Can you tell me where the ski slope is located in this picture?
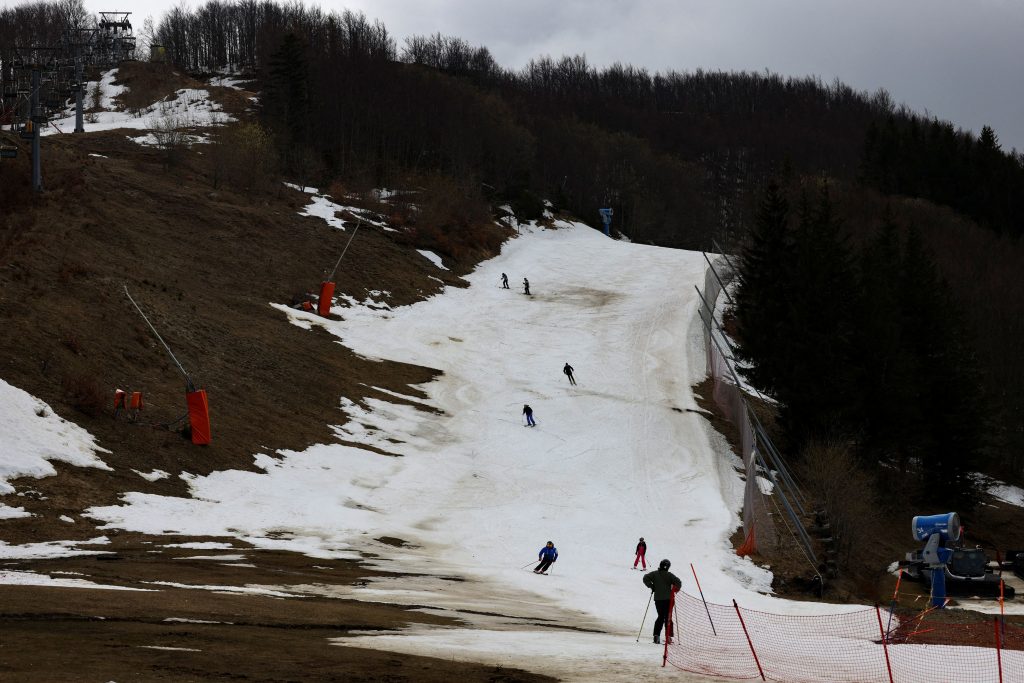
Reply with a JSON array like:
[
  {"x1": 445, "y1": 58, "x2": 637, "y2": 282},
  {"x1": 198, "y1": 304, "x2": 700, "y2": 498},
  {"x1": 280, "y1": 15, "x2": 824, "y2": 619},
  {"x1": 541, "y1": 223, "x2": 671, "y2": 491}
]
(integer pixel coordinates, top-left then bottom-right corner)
[{"x1": 85, "y1": 221, "x2": 861, "y2": 679}]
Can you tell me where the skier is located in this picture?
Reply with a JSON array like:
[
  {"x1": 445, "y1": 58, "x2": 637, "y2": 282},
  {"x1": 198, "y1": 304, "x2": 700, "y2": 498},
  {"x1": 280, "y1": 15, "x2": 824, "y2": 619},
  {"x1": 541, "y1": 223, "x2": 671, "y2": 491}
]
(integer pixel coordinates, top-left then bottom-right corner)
[
  {"x1": 523, "y1": 404, "x2": 536, "y2": 427},
  {"x1": 643, "y1": 559, "x2": 682, "y2": 644},
  {"x1": 523, "y1": 278, "x2": 530, "y2": 295},
  {"x1": 633, "y1": 537, "x2": 647, "y2": 570},
  {"x1": 563, "y1": 362, "x2": 576, "y2": 386},
  {"x1": 501, "y1": 273, "x2": 509, "y2": 289},
  {"x1": 534, "y1": 541, "x2": 558, "y2": 573}
]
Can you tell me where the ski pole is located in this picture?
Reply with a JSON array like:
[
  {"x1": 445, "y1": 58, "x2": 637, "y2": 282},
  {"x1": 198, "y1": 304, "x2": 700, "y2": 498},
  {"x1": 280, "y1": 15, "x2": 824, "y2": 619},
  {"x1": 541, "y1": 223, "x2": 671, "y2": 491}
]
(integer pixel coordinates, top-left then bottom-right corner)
[
  {"x1": 691, "y1": 563, "x2": 717, "y2": 636},
  {"x1": 636, "y1": 591, "x2": 653, "y2": 642},
  {"x1": 521, "y1": 560, "x2": 537, "y2": 569}
]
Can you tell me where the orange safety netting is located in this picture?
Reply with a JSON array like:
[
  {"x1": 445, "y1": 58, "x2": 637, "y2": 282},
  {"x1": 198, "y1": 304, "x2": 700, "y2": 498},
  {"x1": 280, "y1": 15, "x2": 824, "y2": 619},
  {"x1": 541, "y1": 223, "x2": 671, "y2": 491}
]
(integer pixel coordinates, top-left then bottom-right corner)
[{"x1": 664, "y1": 590, "x2": 1024, "y2": 682}]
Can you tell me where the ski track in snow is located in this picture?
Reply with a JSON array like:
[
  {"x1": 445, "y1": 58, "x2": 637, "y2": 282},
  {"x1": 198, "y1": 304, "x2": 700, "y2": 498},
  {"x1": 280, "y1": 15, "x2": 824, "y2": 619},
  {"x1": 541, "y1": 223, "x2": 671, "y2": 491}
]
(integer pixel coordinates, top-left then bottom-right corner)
[{"x1": 10, "y1": 221, "x2": 865, "y2": 678}]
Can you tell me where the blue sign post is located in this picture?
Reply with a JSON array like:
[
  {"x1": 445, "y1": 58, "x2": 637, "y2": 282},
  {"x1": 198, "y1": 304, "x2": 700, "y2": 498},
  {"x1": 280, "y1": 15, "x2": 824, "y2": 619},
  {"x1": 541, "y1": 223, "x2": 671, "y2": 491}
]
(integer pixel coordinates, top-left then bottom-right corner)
[{"x1": 598, "y1": 208, "x2": 614, "y2": 237}]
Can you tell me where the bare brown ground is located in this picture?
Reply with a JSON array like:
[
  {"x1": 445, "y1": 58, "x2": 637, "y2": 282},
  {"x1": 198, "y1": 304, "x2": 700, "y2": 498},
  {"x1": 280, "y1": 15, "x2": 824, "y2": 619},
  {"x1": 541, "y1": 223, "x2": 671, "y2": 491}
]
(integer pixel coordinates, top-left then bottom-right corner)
[{"x1": 0, "y1": 75, "x2": 542, "y2": 681}]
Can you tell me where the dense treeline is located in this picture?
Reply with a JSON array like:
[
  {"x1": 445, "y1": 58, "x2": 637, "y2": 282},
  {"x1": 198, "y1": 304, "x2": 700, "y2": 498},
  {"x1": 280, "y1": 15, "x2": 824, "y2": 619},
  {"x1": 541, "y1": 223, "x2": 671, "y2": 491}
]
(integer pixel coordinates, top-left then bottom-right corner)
[
  {"x1": 734, "y1": 182, "x2": 985, "y2": 502},
  {"x1": 0, "y1": 0, "x2": 89, "y2": 100},
  {"x1": 864, "y1": 119, "x2": 1024, "y2": 238}
]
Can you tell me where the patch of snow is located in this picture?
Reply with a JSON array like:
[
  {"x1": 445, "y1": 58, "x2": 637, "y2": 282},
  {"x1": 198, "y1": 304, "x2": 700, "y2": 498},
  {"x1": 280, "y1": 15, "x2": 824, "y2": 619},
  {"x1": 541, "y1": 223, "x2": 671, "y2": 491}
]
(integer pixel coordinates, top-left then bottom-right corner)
[
  {"x1": 164, "y1": 542, "x2": 236, "y2": 550},
  {"x1": 175, "y1": 554, "x2": 247, "y2": 561},
  {"x1": 208, "y1": 75, "x2": 248, "y2": 90},
  {"x1": 43, "y1": 74, "x2": 234, "y2": 138},
  {"x1": 88, "y1": 153, "x2": 108, "y2": 158},
  {"x1": 0, "y1": 504, "x2": 31, "y2": 519},
  {"x1": 164, "y1": 617, "x2": 228, "y2": 624},
  {"x1": 138, "y1": 645, "x2": 202, "y2": 652},
  {"x1": 0, "y1": 569, "x2": 153, "y2": 591},
  {"x1": 133, "y1": 469, "x2": 170, "y2": 482},
  {"x1": 0, "y1": 379, "x2": 111, "y2": 495},
  {"x1": 283, "y1": 181, "x2": 318, "y2": 194},
  {"x1": 299, "y1": 194, "x2": 350, "y2": 230},
  {"x1": 416, "y1": 250, "x2": 448, "y2": 271},
  {"x1": 142, "y1": 581, "x2": 297, "y2": 598},
  {"x1": 59, "y1": 515, "x2": 75, "y2": 523},
  {"x1": 973, "y1": 473, "x2": 1024, "y2": 507}
]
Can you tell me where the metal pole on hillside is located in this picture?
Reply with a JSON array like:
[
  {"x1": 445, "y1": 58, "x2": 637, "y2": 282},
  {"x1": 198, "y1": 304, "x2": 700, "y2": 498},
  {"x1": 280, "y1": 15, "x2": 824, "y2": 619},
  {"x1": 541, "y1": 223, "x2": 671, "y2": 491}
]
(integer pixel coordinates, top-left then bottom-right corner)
[
  {"x1": 74, "y1": 44, "x2": 84, "y2": 133},
  {"x1": 124, "y1": 285, "x2": 194, "y2": 390},
  {"x1": 30, "y1": 68, "x2": 42, "y2": 192},
  {"x1": 328, "y1": 220, "x2": 361, "y2": 280}
]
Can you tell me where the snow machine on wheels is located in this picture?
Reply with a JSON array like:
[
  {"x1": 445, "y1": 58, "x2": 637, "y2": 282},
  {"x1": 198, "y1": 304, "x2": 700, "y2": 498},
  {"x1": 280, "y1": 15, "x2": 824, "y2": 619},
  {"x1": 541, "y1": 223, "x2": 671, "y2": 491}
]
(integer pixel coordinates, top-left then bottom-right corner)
[
  {"x1": 900, "y1": 512, "x2": 1015, "y2": 602},
  {"x1": 1004, "y1": 549, "x2": 1024, "y2": 581}
]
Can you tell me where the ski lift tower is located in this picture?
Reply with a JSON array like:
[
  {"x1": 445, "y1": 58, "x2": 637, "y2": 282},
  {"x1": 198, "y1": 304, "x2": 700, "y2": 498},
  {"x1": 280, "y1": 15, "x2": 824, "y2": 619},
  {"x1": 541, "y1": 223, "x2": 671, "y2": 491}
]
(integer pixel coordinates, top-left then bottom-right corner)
[{"x1": 97, "y1": 13, "x2": 135, "y2": 65}]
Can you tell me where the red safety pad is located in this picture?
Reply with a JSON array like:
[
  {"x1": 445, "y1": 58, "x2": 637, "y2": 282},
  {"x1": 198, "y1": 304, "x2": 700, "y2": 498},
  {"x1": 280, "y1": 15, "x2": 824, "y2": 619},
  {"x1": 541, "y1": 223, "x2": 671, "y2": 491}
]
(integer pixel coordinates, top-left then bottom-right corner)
[
  {"x1": 130, "y1": 391, "x2": 144, "y2": 410},
  {"x1": 318, "y1": 281, "x2": 335, "y2": 317},
  {"x1": 186, "y1": 389, "x2": 211, "y2": 445}
]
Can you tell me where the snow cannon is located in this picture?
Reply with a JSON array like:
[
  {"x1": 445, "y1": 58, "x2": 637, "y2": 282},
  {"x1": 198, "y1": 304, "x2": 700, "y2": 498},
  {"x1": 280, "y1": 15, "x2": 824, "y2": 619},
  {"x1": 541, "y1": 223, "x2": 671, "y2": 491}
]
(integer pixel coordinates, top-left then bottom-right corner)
[
  {"x1": 912, "y1": 512, "x2": 960, "y2": 607},
  {"x1": 912, "y1": 512, "x2": 961, "y2": 543},
  {"x1": 317, "y1": 281, "x2": 335, "y2": 317}
]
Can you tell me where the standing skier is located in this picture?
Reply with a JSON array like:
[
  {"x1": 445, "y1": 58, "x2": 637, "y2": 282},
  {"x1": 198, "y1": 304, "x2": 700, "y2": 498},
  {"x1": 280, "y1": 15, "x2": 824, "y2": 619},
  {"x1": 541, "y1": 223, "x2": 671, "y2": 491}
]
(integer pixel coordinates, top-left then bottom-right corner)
[
  {"x1": 634, "y1": 537, "x2": 647, "y2": 570},
  {"x1": 534, "y1": 541, "x2": 558, "y2": 573},
  {"x1": 523, "y1": 278, "x2": 531, "y2": 295},
  {"x1": 563, "y1": 362, "x2": 576, "y2": 385},
  {"x1": 523, "y1": 404, "x2": 536, "y2": 427},
  {"x1": 643, "y1": 559, "x2": 682, "y2": 644},
  {"x1": 501, "y1": 273, "x2": 509, "y2": 289}
]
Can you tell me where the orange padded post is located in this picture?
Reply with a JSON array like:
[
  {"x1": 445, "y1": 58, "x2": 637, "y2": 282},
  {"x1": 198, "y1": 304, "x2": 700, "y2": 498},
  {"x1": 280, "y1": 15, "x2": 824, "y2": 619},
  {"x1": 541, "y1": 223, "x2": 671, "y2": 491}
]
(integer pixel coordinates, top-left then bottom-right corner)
[
  {"x1": 317, "y1": 281, "x2": 335, "y2": 317},
  {"x1": 186, "y1": 389, "x2": 211, "y2": 445},
  {"x1": 114, "y1": 389, "x2": 126, "y2": 410},
  {"x1": 129, "y1": 391, "x2": 144, "y2": 410}
]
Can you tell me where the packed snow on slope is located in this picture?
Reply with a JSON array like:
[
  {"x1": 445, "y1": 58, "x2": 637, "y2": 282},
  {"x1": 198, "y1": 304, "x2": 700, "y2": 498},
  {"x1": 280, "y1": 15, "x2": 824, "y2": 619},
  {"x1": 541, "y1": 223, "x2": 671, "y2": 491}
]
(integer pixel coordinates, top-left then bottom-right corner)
[
  {"x1": 285, "y1": 183, "x2": 393, "y2": 232},
  {"x1": 88, "y1": 221, "x2": 878, "y2": 678},
  {"x1": 0, "y1": 379, "x2": 111, "y2": 495}
]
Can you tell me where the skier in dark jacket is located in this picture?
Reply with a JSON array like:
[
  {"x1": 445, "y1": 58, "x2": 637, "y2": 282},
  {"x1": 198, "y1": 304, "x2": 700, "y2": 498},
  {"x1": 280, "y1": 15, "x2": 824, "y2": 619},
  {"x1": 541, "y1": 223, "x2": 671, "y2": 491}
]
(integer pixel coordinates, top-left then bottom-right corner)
[
  {"x1": 634, "y1": 537, "x2": 647, "y2": 570},
  {"x1": 523, "y1": 278, "x2": 530, "y2": 295},
  {"x1": 523, "y1": 404, "x2": 536, "y2": 427},
  {"x1": 501, "y1": 273, "x2": 509, "y2": 289},
  {"x1": 534, "y1": 541, "x2": 558, "y2": 573},
  {"x1": 643, "y1": 559, "x2": 682, "y2": 644},
  {"x1": 563, "y1": 362, "x2": 576, "y2": 385}
]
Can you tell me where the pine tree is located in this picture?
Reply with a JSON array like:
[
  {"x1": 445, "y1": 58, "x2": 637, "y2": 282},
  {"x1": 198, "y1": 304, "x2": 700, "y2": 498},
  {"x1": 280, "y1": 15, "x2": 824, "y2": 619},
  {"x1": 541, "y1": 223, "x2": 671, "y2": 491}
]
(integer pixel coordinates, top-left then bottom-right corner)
[
  {"x1": 779, "y1": 185, "x2": 862, "y2": 446},
  {"x1": 734, "y1": 181, "x2": 794, "y2": 397},
  {"x1": 900, "y1": 228, "x2": 983, "y2": 503}
]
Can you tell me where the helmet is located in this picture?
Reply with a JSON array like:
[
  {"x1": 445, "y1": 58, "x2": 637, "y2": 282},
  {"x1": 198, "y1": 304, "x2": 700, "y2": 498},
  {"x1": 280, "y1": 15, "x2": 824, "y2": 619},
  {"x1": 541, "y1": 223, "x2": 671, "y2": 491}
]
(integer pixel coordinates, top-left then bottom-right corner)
[
  {"x1": 546, "y1": 541, "x2": 554, "y2": 545},
  {"x1": 659, "y1": 559, "x2": 671, "y2": 570}
]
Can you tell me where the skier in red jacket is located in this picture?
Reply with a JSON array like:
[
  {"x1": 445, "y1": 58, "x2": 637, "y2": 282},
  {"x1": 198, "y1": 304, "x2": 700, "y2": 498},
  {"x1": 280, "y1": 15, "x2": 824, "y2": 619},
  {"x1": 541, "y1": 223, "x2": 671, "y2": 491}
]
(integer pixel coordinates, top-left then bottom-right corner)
[{"x1": 634, "y1": 537, "x2": 647, "y2": 569}]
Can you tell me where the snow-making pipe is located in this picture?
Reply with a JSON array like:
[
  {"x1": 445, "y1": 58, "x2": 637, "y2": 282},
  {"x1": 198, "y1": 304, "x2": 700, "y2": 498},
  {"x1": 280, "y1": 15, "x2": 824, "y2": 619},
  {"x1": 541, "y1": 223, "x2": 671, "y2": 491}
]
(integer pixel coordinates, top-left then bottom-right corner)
[{"x1": 124, "y1": 285, "x2": 194, "y2": 390}]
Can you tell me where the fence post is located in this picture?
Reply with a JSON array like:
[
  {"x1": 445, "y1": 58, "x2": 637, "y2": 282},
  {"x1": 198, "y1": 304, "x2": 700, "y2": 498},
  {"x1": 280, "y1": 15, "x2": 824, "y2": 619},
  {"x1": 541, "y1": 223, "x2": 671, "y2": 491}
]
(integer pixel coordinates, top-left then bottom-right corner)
[
  {"x1": 732, "y1": 599, "x2": 765, "y2": 681},
  {"x1": 875, "y1": 605, "x2": 895, "y2": 683},
  {"x1": 995, "y1": 616, "x2": 1004, "y2": 683}
]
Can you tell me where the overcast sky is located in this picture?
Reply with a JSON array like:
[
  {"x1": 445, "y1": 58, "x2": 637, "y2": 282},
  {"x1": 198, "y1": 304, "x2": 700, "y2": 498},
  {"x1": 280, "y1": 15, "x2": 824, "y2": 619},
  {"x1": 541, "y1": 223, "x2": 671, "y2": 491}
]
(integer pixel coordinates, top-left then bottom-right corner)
[{"x1": 60, "y1": 0, "x2": 1023, "y2": 152}]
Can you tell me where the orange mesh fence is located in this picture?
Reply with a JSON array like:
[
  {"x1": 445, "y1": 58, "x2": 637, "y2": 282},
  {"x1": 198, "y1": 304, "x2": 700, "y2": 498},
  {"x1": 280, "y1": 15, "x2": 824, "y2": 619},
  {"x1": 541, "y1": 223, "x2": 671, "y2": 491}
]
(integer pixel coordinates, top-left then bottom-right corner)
[{"x1": 665, "y1": 590, "x2": 1024, "y2": 682}]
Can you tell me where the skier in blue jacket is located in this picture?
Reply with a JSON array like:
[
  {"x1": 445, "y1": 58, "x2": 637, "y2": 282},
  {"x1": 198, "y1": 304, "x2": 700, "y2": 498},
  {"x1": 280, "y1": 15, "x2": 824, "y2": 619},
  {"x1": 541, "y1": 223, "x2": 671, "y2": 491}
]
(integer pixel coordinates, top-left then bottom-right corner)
[{"x1": 534, "y1": 541, "x2": 558, "y2": 573}]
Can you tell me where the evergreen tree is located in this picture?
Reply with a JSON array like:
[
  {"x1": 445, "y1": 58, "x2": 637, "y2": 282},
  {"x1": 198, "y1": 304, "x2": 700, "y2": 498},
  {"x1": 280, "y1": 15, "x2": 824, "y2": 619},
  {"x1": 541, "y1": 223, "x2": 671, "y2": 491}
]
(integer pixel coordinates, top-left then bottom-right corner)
[
  {"x1": 900, "y1": 228, "x2": 982, "y2": 503},
  {"x1": 778, "y1": 185, "x2": 863, "y2": 447},
  {"x1": 854, "y1": 219, "x2": 920, "y2": 466},
  {"x1": 734, "y1": 181, "x2": 794, "y2": 397}
]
